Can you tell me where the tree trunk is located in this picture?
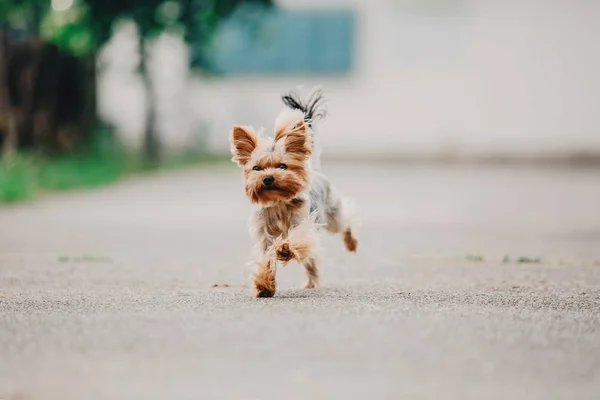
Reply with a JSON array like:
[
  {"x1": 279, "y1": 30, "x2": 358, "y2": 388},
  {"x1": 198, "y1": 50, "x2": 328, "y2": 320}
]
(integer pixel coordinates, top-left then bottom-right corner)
[
  {"x1": 4, "y1": 40, "x2": 94, "y2": 155},
  {"x1": 29, "y1": 3, "x2": 42, "y2": 37},
  {"x1": 0, "y1": 26, "x2": 16, "y2": 156},
  {"x1": 80, "y1": 53, "x2": 97, "y2": 146},
  {"x1": 137, "y1": 35, "x2": 159, "y2": 168}
]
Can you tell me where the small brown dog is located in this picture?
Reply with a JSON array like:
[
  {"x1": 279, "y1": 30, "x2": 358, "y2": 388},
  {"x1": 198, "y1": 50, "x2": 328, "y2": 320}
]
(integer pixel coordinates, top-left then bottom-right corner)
[{"x1": 230, "y1": 89, "x2": 358, "y2": 297}]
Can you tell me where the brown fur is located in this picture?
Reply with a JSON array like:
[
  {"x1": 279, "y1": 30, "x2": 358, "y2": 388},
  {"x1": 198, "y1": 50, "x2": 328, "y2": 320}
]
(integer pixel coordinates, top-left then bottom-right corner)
[
  {"x1": 274, "y1": 115, "x2": 307, "y2": 140},
  {"x1": 238, "y1": 134, "x2": 310, "y2": 207},
  {"x1": 272, "y1": 220, "x2": 316, "y2": 264},
  {"x1": 230, "y1": 103, "x2": 358, "y2": 298},
  {"x1": 253, "y1": 201, "x2": 306, "y2": 251},
  {"x1": 343, "y1": 229, "x2": 358, "y2": 252},
  {"x1": 230, "y1": 126, "x2": 258, "y2": 166},
  {"x1": 252, "y1": 257, "x2": 277, "y2": 298}
]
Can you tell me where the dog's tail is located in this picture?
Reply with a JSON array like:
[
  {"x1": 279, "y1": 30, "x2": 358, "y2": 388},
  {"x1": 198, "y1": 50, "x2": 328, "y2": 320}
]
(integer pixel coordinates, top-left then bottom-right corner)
[
  {"x1": 281, "y1": 88, "x2": 327, "y2": 169},
  {"x1": 281, "y1": 88, "x2": 327, "y2": 129}
]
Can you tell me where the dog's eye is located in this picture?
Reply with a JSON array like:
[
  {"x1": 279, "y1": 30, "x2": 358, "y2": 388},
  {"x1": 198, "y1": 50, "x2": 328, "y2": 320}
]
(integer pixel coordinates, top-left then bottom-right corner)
[
  {"x1": 278, "y1": 164, "x2": 288, "y2": 170},
  {"x1": 252, "y1": 166, "x2": 262, "y2": 171}
]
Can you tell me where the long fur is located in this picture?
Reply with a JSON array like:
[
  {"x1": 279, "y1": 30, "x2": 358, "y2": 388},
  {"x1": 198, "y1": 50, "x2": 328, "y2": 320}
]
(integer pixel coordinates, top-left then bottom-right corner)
[{"x1": 230, "y1": 88, "x2": 358, "y2": 298}]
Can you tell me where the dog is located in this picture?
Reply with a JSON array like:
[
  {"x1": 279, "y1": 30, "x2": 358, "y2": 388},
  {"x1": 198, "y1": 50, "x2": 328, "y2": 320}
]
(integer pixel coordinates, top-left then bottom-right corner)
[{"x1": 229, "y1": 88, "x2": 359, "y2": 298}]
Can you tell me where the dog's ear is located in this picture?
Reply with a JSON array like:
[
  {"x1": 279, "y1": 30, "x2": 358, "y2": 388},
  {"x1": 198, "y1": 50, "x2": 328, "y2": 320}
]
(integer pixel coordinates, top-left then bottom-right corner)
[
  {"x1": 274, "y1": 109, "x2": 305, "y2": 141},
  {"x1": 283, "y1": 120, "x2": 311, "y2": 160},
  {"x1": 230, "y1": 125, "x2": 258, "y2": 166},
  {"x1": 273, "y1": 109, "x2": 311, "y2": 159}
]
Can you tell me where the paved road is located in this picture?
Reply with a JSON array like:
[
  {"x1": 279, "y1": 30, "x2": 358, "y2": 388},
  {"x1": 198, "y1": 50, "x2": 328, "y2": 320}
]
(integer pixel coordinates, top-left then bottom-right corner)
[{"x1": 1, "y1": 163, "x2": 600, "y2": 400}]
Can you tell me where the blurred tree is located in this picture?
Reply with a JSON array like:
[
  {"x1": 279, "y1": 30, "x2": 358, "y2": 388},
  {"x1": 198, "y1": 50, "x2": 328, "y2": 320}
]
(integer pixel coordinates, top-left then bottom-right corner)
[
  {"x1": 0, "y1": 0, "x2": 50, "y2": 156},
  {"x1": 1, "y1": 0, "x2": 89, "y2": 156},
  {"x1": 1, "y1": 0, "x2": 273, "y2": 163},
  {"x1": 0, "y1": 27, "x2": 12, "y2": 154},
  {"x1": 83, "y1": 0, "x2": 273, "y2": 166},
  {"x1": 0, "y1": 0, "x2": 47, "y2": 37}
]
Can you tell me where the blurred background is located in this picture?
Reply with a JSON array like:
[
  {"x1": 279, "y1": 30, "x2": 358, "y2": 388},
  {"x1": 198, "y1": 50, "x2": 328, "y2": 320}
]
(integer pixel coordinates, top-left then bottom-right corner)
[
  {"x1": 1, "y1": 0, "x2": 600, "y2": 202},
  {"x1": 2, "y1": 3, "x2": 600, "y2": 397}
]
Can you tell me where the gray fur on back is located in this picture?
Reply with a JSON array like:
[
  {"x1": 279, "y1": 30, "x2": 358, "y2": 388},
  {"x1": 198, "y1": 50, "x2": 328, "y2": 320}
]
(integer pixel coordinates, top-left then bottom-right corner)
[{"x1": 308, "y1": 171, "x2": 341, "y2": 229}]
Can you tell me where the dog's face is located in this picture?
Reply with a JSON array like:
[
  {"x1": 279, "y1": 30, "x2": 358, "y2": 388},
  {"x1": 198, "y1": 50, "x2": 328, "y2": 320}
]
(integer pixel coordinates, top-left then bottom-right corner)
[{"x1": 230, "y1": 110, "x2": 312, "y2": 206}]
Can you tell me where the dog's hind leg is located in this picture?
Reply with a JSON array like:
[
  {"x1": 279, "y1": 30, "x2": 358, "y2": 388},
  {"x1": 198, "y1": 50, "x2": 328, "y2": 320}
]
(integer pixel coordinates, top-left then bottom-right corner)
[
  {"x1": 302, "y1": 256, "x2": 320, "y2": 289},
  {"x1": 325, "y1": 189, "x2": 359, "y2": 253}
]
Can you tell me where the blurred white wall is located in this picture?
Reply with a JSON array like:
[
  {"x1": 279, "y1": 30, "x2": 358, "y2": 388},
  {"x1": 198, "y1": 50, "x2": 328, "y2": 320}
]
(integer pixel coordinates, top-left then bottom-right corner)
[{"x1": 98, "y1": 0, "x2": 600, "y2": 159}]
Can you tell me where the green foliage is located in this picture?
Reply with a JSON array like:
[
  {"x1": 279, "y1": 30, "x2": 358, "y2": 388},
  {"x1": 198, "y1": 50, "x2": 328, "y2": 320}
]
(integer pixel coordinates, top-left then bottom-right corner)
[
  {"x1": 0, "y1": 0, "x2": 46, "y2": 27},
  {"x1": 0, "y1": 150, "x2": 231, "y2": 203},
  {"x1": 84, "y1": 0, "x2": 274, "y2": 67},
  {"x1": 0, "y1": 130, "x2": 127, "y2": 202},
  {"x1": 40, "y1": 3, "x2": 95, "y2": 55},
  {"x1": 2, "y1": 0, "x2": 274, "y2": 64},
  {"x1": 0, "y1": 126, "x2": 230, "y2": 204},
  {"x1": 0, "y1": 0, "x2": 271, "y2": 203},
  {"x1": 36, "y1": 152, "x2": 126, "y2": 191},
  {"x1": 0, "y1": 154, "x2": 36, "y2": 202}
]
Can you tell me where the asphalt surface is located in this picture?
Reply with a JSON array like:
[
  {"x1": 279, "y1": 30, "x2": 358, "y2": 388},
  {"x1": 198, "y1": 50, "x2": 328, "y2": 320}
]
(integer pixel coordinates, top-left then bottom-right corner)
[{"x1": 1, "y1": 163, "x2": 599, "y2": 399}]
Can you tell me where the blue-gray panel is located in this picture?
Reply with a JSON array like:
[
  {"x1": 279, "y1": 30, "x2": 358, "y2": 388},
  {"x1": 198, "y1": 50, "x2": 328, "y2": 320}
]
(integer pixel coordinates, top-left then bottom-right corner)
[{"x1": 207, "y1": 9, "x2": 354, "y2": 75}]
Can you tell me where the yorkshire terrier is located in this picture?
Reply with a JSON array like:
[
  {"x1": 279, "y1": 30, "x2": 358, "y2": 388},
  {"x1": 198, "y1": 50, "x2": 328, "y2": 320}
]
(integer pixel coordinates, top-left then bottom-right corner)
[{"x1": 230, "y1": 88, "x2": 359, "y2": 298}]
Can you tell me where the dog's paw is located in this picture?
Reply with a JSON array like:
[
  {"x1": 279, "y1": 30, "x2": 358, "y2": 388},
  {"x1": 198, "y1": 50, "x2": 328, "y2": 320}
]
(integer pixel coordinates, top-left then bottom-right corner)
[
  {"x1": 252, "y1": 268, "x2": 276, "y2": 298},
  {"x1": 255, "y1": 285, "x2": 275, "y2": 298},
  {"x1": 275, "y1": 241, "x2": 295, "y2": 263},
  {"x1": 253, "y1": 276, "x2": 276, "y2": 298},
  {"x1": 303, "y1": 280, "x2": 318, "y2": 289}
]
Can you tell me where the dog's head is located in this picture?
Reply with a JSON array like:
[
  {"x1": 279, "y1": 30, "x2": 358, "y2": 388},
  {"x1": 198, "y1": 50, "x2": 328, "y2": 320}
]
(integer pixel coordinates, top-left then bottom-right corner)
[{"x1": 230, "y1": 110, "x2": 312, "y2": 206}]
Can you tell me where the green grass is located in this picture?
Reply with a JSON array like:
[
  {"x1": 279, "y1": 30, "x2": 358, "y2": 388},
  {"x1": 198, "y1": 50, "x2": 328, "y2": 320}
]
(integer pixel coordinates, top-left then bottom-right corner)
[
  {"x1": 503, "y1": 255, "x2": 541, "y2": 264},
  {"x1": 0, "y1": 154, "x2": 36, "y2": 202},
  {"x1": 515, "y1": 256, "x2": 541, "y2": 264},
  {"x1": 0, "y1": 150, "x2": 128, "y2": 202},
  {"x1": 0, "y1": 146, "x2": 230, "y2": 204}
]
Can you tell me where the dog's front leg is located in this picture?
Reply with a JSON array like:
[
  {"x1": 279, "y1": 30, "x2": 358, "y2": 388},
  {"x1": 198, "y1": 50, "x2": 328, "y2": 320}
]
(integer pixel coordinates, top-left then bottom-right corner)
[
  {"x1": 271, "y1": 219, "x2": 320, "y2": 289},
  {"x1": 272, "y1": 218, "x2": 317, "y2": 264},
  {"x1": 252, "y1": 253, "x2": 277, "y2": 298},
  {"x1": 249, "y1": 217, "x2": 279, "y2": 298}
]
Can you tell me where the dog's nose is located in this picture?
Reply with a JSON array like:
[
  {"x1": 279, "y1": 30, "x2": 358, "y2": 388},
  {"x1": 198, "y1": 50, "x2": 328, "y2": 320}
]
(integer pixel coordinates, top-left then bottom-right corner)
[{"x1": 262, "y1": 176, "x2": 275, "y2": 187}]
